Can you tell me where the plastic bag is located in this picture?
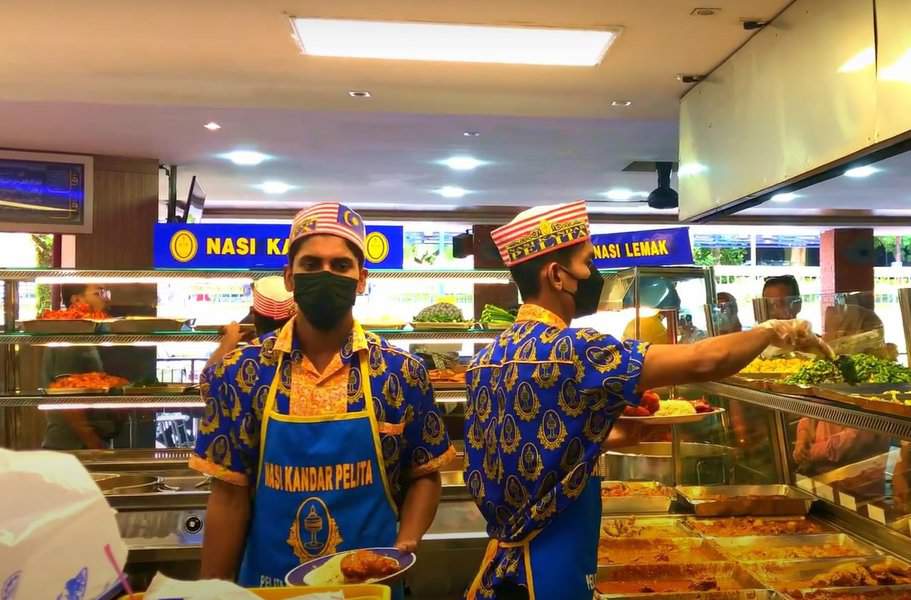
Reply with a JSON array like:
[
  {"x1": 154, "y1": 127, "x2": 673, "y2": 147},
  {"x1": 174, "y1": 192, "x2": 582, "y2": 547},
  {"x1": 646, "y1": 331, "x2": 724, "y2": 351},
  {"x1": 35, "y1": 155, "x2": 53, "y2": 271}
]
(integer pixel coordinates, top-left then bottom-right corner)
[{"x1": 0, "y1": 449, "x2": 128, "y2": 599}]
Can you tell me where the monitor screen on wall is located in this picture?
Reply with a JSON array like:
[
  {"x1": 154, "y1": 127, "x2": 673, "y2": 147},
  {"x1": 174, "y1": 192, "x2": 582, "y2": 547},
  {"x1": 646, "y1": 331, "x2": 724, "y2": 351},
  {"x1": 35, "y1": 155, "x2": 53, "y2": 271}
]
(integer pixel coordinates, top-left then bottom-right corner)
[{"x1": 0, "y1": 150, "x2": 94, "y2": 234}]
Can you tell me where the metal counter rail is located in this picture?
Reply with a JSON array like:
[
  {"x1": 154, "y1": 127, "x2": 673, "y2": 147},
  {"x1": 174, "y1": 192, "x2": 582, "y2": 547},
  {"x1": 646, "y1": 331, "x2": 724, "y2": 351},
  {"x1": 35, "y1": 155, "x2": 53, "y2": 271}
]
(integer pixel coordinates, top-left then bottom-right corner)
[{"x1": 700, "y1": 381, "x2": 911, "y2": 441}]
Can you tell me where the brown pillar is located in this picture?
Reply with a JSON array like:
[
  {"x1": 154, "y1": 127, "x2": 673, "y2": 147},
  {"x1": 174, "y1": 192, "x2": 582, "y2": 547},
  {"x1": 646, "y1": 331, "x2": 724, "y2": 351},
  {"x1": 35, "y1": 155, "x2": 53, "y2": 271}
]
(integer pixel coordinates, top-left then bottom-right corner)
[{"x1": 819, "y1": 228, "x2": 875, "y2": 335}]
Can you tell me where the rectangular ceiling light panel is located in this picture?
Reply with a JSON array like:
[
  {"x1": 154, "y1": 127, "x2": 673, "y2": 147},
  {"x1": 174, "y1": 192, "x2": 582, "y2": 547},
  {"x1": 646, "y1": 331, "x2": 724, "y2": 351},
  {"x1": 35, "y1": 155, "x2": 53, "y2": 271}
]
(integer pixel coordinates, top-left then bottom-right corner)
[{"x1": 291, "y1": 18, "x2": 619, "y2": 66}]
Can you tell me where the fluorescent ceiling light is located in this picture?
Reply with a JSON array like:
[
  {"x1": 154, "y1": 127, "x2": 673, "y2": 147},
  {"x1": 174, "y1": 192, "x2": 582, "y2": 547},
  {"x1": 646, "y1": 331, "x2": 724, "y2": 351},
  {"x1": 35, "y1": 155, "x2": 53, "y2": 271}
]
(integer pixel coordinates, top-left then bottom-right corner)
[
  {"x1": 881, "y1": 49, "x2": 911, "y2": 83},
  {"x1": 203, "y1": 121, "x2": 221, "y2": 131},
  {"x1": 435, "y1": 186, "x2": 469, "y2": 198},
  {"x1": 221, "y1": 150, "x2": 270, "y2": 166},
  {"x1": 439, "y1": 156, "x2": 486, "y2": 171},
  {"x1": 463, "y1": 131, "x2": 480, "y2": 137},
  {"x1": 291, "y1": 18, "x2": 619, "y2": 66},
  {"x1": 771, "y1": 193, "x2": 799, "y2": 203},
  {"x1": 844, "y1": 165, "x2": 880, "y2": 178},
  {"x1": 838, "y1": 47, "x2": 875, "y2": 73},
  {"x1": 678, "y1": 162, "x2": 708, "y2": 177},
  {"x1": 601, "y1": 188, "x2": 648, "y2": 201},
  {"x1": 255, "y1": 181, "x2": 294, "y2": 194},
  {"x1": 610, "y1": 100, "x2": 632, "y2": 107}
]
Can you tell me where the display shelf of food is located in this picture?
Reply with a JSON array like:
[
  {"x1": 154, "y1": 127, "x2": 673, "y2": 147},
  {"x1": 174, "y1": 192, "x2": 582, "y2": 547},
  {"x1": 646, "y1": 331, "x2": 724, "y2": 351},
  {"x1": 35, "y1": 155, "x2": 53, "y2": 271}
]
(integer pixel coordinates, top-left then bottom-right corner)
[{"x1": 0, "y1": 328, "x2": 502, "y2": 345}]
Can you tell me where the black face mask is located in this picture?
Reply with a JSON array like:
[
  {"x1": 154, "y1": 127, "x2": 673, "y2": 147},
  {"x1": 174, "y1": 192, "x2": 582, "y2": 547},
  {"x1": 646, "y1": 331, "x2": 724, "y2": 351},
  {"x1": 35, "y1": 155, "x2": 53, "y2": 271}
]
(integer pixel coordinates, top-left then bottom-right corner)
[
  {"x1": 293, "y1": 272, "x2": 358, "y2": 331},
  {"x1": 562, "y1": 264, "x2": 604, "y2": 318}
]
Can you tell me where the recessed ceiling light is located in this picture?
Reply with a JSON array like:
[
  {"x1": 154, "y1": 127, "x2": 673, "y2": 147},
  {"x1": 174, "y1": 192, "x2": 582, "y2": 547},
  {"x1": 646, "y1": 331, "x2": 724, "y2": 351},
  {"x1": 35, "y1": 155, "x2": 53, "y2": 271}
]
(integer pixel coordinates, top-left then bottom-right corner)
[
  {"x1": 348, "y1": 90, "x2": 371, "y2": 98},
  {"x1": 601, "y1": 188, "x2": 648, "y2": 201},
  {"x1": 291, "y1": 18, "x2": 620, "y2": 66},
  {"x1": 220, "y1": 150, "x2": 270, "y2": 166},
  {"x1": 771, "y1": 193, "x2": 799, "y2": 203},
  {"x1": 611, "y1": 100, "x2": 632, "y2": 107},
  {"x1": 439, "y1": 156, "x2": 486, "y2": 171},
  {"x1": 463, "y1": 131, "x2": 480, "y2": 137},
  {"x1": 203, "y1": 121, "x2": 221, "y2": 131},
  {"x1": 255, "y1": 181, "x2": 294, "y2": 194},
  {"x1": 844, "y1": 165, "x2": 880, "y2": 178},
  {"x1": 435, "y1": 186, "x2": 469, "y2": 198},
  {"x1": 690, "y1": 8, "x2": 720, "y2": 16}
]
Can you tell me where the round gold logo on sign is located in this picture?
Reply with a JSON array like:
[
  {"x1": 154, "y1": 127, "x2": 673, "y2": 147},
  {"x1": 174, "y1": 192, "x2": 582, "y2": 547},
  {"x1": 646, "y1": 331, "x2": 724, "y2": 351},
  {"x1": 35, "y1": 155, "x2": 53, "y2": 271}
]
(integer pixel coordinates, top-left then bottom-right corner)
[
  {"x1": 364, "y1": 231, "x2": 390, "y2": 264},
  {"x1": 170, "y1": 230, "x2": 198, "y2": 263}
]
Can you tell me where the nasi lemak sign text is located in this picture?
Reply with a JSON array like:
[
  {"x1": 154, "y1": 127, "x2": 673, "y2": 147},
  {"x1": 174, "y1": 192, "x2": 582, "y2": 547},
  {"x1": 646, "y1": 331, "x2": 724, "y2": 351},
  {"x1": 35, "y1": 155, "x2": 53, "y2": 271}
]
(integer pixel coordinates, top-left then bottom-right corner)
[
  {"x1": 590, "y1": 227, "x2": 693, "y2": 268},
  {"x1": 154, "y1": 223, "x2": 404, "y2": 270}
]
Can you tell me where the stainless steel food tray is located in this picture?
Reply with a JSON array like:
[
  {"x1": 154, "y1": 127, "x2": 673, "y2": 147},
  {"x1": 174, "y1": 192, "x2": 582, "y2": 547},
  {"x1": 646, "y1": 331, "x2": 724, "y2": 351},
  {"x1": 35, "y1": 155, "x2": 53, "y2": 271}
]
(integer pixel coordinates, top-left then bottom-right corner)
[
  {"x1": 682, "y1": 516, "x2": 834, "y2": 537},
  {"x1": 710, "y1": 534, "x2": 879, "y2": 562},
  {"x1": 92, "y1": 472, "x2": 162, "y2": 495},
  {"x1": 780, "y1": 585, "x2": 911, "y2": 600},
  {"x1": 20, "y1": 319, "x2": 98, "y2": 334},
  {"x1": 677, "y1": 485, "x2": 815, "y2": 517},
  {"x1": 596, "y1": 563, "x2": 766, "y2": 598},
  {"x1": 602, "y1": 516, "x2": 697, "y2": 539},
  {"x1": 743, "y1": 556, "x2": 910, "y2": 591},
  {"x1": 810, "y1": 452, "x2": 893, "y2": 513},
  {"x1": 601, "y1": 481, "x2": 675, "y2": 514},
  {"x1": 597, "y1": 592, "x2": 780, "y2": 600},
  {"x1": 598, "y1": 537, "x2": 726, "y2": 566}
]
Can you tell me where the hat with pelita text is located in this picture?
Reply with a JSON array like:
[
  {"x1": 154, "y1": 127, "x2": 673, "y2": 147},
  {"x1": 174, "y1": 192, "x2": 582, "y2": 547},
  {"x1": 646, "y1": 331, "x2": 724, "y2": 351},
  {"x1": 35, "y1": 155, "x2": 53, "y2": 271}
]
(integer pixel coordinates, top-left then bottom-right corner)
[{"x1": 490, "y1": 200, "x2": 590, "y2": 267}]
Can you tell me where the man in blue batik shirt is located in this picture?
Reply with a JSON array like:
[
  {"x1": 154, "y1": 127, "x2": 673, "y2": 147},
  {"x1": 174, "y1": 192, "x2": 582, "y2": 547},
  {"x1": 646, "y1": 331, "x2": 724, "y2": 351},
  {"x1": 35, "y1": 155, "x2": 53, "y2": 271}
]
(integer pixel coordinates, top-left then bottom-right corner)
[{"x1": 464, "y1": 201, "x2": 826, "y2": 600}]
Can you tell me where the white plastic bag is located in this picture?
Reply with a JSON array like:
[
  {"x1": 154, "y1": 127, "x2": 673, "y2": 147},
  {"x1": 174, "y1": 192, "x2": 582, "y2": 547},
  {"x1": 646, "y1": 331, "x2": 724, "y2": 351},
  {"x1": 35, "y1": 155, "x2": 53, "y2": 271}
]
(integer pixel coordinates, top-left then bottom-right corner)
[
  {"x1": 0, "y1": 449, "x2": 128, "y2": 600},
  {"x1": 143, "y1": 574, "x2": 344, "y2": 600}
]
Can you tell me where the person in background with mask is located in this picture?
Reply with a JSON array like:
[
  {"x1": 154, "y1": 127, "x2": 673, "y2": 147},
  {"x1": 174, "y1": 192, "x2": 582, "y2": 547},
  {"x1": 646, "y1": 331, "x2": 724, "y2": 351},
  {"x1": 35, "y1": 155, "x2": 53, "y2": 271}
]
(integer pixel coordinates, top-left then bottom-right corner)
[
  {"x1": 716, "y1": 291, "x2": 742, "y2": 334},
  {"x1": 205, "y1": 275, "x2": 296, "y2": 369},
  {"x1": 762, "y1": 275, "x2": 802, "y2": 319},
  {"x1": 42, "y1": 284, "x2": 124, "y2": 450},
  {"x1": 464, "y1": 201, "x2": 826, "y2": 600},
  {"x1": 190, "y1": 203, "x2": 454, "y2": 596}
]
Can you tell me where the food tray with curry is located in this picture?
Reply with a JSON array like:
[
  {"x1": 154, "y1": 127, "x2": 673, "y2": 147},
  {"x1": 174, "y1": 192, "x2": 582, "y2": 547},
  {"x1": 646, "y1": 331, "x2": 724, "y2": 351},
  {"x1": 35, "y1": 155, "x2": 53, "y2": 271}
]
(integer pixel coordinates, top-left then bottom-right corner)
[
  {"x1": 682, "y1": 516, "x2": 833, "y2": 537},
  {"x1": 601, "y1": 481, "x2": 676, "y2": 514},
  {"x1": 782, "y1": 586, "x2": 911, "y2": 600},
  {"x1": 596, "y1": 563, "x2": 766, "y2": 597},
  {"x1": 601, "y1": 517, "x2": 697, "y2": 539},
  {"x1": 598, "y1": 537, "x2": 726, "y2": 566},
  {"x1": 709, "y1": 534, "x2": 878, "y2": 562}
]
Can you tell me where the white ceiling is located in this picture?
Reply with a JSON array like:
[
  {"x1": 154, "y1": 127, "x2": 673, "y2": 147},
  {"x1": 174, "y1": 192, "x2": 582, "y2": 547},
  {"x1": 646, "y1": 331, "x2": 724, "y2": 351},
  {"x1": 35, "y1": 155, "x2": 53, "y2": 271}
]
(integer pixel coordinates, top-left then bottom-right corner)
[{"x1": 0, "y1": 0, "x2": 830, "y2": 219}]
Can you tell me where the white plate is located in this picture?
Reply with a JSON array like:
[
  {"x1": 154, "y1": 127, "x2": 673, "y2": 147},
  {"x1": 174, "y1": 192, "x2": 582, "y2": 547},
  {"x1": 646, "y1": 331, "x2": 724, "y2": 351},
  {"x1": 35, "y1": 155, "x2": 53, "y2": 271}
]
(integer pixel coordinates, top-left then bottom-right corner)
[{"x1": 619, "y1": 407, "x2": 726, "y2": 425}]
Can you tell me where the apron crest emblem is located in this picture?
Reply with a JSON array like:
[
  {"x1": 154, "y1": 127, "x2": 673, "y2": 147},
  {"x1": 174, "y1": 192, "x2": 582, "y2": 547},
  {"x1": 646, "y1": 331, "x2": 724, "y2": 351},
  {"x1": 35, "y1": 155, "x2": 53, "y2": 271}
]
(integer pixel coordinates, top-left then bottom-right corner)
[{"x1": 288, "y1": 497, "x2": 343, "y2": 560}]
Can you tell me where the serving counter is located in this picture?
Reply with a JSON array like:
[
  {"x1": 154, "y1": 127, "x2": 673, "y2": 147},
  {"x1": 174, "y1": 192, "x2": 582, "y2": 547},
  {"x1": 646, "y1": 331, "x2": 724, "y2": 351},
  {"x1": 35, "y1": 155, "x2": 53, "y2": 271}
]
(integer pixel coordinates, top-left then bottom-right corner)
[{"x1": 3, "y1": 268, "x2": 911, "y2": 599}]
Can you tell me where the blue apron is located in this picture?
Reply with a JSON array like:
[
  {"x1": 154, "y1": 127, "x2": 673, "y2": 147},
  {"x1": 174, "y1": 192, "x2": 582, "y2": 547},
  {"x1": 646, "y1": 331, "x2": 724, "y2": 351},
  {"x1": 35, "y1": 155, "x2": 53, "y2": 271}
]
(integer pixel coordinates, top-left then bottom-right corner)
[
  {"x1": 468, "y1": 475, "x2": 601, "y2": 600},
  {"x1": 238, "y1": 350, "x2": 402, "y2": 598}
]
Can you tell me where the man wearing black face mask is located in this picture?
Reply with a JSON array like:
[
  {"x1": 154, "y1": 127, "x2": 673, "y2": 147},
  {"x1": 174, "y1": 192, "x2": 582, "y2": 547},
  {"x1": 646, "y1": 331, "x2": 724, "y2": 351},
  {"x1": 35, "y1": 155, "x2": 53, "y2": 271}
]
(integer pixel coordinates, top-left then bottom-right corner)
[
  {"x1": 464, "y1": 202, "x2": 828, "y2": 600},
  {"x1": 191, "y1": 203, "x2": 454, "y2": 596}
]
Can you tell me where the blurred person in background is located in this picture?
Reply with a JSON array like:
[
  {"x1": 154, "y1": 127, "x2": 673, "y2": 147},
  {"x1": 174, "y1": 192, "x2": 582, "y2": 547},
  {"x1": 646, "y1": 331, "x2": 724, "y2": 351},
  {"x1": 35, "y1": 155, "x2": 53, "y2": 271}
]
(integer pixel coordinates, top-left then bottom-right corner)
[
  {"x1": 42, "y1": 284, "x2": 124, "y2": 450},
  {"x1": 716, "y1": 292, "x2": 742, "y2": 334},
  {"x1": 206, "y1": 276, "x2": 295, "y2": 369},
  {"x1": 762, "y1": 275, "x2": 802, "y2": 320}
]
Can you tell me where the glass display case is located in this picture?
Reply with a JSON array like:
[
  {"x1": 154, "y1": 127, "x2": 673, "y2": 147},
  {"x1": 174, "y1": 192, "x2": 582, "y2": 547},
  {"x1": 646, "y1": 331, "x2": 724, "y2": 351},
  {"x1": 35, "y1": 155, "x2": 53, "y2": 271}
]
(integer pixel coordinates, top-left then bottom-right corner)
[{"x1": 4, "y1": 268, "x2": 911, "y2": 596}]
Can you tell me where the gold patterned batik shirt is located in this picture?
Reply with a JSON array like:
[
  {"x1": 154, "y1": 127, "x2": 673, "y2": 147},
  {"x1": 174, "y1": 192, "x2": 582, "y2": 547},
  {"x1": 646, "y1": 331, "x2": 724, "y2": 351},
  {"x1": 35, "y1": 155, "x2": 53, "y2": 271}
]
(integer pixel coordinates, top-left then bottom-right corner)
[
  {"x1": 190, "y1": 319, "x2": 455, "y2": 503},
  {"x1": 463, "y1": 304, "x2": 648, "y2": 547}
]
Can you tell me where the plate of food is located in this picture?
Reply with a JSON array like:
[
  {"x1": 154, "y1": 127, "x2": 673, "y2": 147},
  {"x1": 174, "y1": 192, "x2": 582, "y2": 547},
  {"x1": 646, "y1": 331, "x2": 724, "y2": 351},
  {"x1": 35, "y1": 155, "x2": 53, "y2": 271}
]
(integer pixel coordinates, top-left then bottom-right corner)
[
  {"x1": 619, "y1": 391, "x2": 722, "y2": 425},
  {"x1": 286, "y1": 547, "x2": 416, "y2": 587},
  {"x1": 411, "y1": 302, "x2": 472, "y2": 330}
]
